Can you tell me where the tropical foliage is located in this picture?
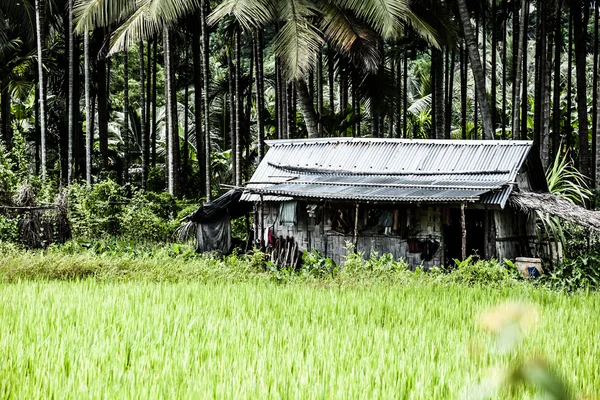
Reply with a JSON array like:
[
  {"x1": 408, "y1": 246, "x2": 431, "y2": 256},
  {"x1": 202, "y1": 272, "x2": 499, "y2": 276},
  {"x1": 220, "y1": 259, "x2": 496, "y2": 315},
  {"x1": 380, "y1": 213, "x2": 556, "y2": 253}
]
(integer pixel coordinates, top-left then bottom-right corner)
[{"x1": 3, "y1": 0, "x2": 600, "y2": 199}]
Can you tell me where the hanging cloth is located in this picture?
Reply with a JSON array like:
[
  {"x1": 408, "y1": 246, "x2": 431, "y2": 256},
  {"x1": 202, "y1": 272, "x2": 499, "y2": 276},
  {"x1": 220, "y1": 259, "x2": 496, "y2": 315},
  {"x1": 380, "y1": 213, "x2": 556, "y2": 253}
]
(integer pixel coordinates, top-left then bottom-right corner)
[{"x1": 279, "y1": 201, "x2": 297, "y2": 226}]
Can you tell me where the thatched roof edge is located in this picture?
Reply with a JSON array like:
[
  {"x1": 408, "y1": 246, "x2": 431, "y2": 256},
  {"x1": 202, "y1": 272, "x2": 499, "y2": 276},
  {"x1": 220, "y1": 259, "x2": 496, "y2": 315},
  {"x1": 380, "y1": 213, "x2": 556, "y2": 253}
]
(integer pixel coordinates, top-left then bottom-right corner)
[{"x1": 508, "y1": 191, "x2": 600, "y2": 231}]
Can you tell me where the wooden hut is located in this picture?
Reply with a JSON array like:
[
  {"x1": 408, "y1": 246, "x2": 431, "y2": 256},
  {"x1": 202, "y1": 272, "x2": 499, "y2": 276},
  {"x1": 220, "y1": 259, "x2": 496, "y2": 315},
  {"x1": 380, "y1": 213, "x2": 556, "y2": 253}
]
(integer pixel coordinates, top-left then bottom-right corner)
[{"x1": 243, "y1": 138, "x2": 551, "y2": 268}]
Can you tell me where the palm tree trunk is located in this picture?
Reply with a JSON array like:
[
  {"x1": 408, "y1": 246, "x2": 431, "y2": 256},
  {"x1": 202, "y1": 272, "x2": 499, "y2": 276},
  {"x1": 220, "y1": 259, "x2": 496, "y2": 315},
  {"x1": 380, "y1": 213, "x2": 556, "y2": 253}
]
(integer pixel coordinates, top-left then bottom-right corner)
[
  {"x1": 228, "y1": 55, "x2": 236, "y2": 185},
  {"x1": 395, "y1": 53, "x2": 402, "y2": 138},
  {"x1": 340, "y1": 58, "x2": 348, "y2": 117},
  {"x1": 84, "y1": 31, "x2": 92, "y2": 186},
  {"x1": 571, "y1": 0, "x2": 591, "y2": 178},
  {"x1": 182, "y1": 38, "x2": 189, "y2": 185},
  {"x1": 1, "y1": 87, "x2": 11, "y2": 150},
  {"x1": 533, "y1": 0, "x2": 546, "y2": 151},
  {"x1": 152, "y1": 36, "x2": 158, "y2": 168},
  {"x1": 316, "y1": 49, "x2": 323, "y2": 137},
  {"x1": 297, "y1": 80, "x2": 319, "y2": 138},
  {"x1": 445, "y1": 48, "x2": 456, "y2": 139},
  {"x1": 200, "y1": 0, "x2": 212, "y2": 200},
  {"x1": 286, "y1": 82, "x2": 294, "y2": 138},
  {"x1": 35, "y1": 87, "x2": 40, "y2": 173},
  {"x1": 96, "y1": 29, "x2": 109, "y2": 170},
  {"x1": 146, "y1": 39, "x2": 152, "y2": 149},
  {"x1": 164, "y1": 28, "x2": 175, "y2": 196},
  {"x1": 234, "y1": 29, "x2": 243, "y2": 187},
  {"x1": 456, "y1": 0, "x2": 494, "y2": 140},
  {"x1": 591, "y1": 1, "x2": 600, "y2": 188},
  {"x1": 170, "y1": 36, "x2": 181, "y2": 197},
  {"x1": 491, "y1": 0, "x2": 497, "y2": 133},
  {"x1": 551, "y1": 0, "x2": 563, "y2": 162},
  {"x1": 67, "y1": 0, "x2": 75, "y2": 185},
  {"x1": 473, "y1": 17, "x2": 479, "y2": 140},
  {"x1": 403, "y1": 51, "x2": 408, "y2": 138},
  {"x1": 275, "y1": 58, "x2": 282, "y2": 139},
  {"x1": 512, "y1": 0, "x2": 527, "y2": 139},
  {"x1": 183, "y1": 81, "x2": 189, "y2": 185},
  {"x1": 192, "y1": 21, "x2": 205, "y2": 195},
  {"x1": 35, "y1": 0, "x2": 47, "y2": 179},
  {"x1": 432, "y1": 48, "x2": 445, "y2": 140},
  {"x1": 140, "y1": 40, "x2": 148, "y2": 190},
  {"x1": 353, "y1": 68, "x2": 360, "y2": 137},
  {"x1": 533, "y1": 0, "x2": 547, "y2": 167},
  {"x1": 291, "y1": 82, "x2": 297, "y2": 138},
  {"x1": 123, "y1": 49, "x2": 130, "y2": 184},
  {"x1": 461, "y1": 44, "x2": 467, "y2": 140},
  {"x1": 567, "y1": 11, "x2": 573, "y2": 151},
  {"x1": 328, "y1": 47, "x2": 335, "y2": 123},
  {"x1": 541, "y1": 32, "x2": 553, "y2": 170},
  {"x1": 502, "y1": 15, "x2": 507, "y2": 139},
  {"x1": 254, "y1": 29, "x2": 265, "y2": 161},
  {"x1": 521, "y1": 4, "x2": 529, "y2": 140}
]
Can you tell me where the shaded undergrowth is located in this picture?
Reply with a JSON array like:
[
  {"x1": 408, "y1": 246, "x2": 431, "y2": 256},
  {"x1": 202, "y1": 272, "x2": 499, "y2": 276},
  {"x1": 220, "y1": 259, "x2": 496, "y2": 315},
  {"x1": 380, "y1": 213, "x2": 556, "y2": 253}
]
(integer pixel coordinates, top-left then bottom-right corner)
[{"x1": 0, "y1": 240, "x2": 527, "y2": 289}]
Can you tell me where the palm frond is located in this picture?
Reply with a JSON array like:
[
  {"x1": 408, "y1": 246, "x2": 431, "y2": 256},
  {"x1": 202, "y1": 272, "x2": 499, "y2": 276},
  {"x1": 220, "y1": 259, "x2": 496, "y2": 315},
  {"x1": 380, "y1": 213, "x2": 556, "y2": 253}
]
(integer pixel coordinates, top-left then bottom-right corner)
[
  {"x1": 74, "y1": 0, "x2": 138, "y2": 32},
  {"x1": 109, "y1": 1, "x2": 165, "y2": 52},
  {"x1": 207, "y1": 0, "x2": 275, "y2": 30},
  {"x1": 546, "y1": 150, "x2": 592, "y2": 205},
  {"x1": 337, "y1": 0, "x2": 407, "y2": 39},
  {"x1": 273, "y1": 0, "x2": 323, "y2": 81},
  {"x1": 320, "y1": 3, "x2": 380, "y2": 73}
]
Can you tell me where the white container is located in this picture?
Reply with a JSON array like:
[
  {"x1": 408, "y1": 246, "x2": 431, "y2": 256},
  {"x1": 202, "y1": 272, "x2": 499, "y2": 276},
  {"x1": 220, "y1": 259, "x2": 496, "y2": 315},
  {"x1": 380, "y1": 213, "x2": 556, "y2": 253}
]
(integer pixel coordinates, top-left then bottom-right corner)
[{"x1": 515, "y1": 257, "x2": 544, "y2": 278}]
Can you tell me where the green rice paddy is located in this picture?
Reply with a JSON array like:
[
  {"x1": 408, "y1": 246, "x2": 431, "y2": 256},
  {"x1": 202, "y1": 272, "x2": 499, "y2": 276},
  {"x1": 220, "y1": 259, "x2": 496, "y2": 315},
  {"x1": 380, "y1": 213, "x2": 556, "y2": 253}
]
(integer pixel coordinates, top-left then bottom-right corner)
[{"x1": 0, "y1": 277, "x2": 598, "y2": 398}]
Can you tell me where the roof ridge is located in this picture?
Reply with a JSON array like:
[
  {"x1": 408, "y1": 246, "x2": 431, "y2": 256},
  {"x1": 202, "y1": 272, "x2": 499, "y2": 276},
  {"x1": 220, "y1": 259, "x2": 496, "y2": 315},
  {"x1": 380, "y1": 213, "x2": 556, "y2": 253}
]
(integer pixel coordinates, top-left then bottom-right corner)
[{"x1": 265, "y1": 138, "x2": 534, "y2": 146}]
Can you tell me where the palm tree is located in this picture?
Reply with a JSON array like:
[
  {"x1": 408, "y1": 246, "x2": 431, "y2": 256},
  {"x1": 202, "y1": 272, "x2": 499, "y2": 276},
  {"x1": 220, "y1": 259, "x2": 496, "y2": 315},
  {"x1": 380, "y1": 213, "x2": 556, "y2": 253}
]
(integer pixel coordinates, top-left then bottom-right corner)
[
  {"x1": 456, "y1": 0, "x2": 493, "y2": 140},
  {"x1": 208, "y1": 0, "x2": 440, "y2": 139},
  {"x1": 67, "y1": 0, "x2": 75, "y2": 184},
  {"x1": 512, "y1": 0, "x2": 527, "y2": 140},
  {"x1": 139, "y1": 39, "x2": 148, "y2": 189},
  {"x1": 200, "y1": 0, "x2": 211, "y2": 200},
  {"x1": 123, "y1": 47, "x2": 130, "y2": 183},
  {"x1": 191, "y1": 20, "x2": 205, "y2": 195},
  {"x1": 254, "y1": 28, "x2": 266, "y2": 160},
  {"x1": 35, "y1": 0, "x2": 47, "y2": 179},
  {"x1": 569, "y1": 0, "x2": 591, "y2": 179},
  {"x1": 84, "y1": 29, "x2": 92, "y2": 185}
]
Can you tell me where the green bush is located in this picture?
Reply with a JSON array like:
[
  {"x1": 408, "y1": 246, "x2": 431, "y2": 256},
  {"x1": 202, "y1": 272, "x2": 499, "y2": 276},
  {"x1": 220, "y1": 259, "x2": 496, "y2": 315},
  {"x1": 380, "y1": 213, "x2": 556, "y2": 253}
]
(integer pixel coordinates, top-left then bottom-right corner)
[
  {"x1": 449, "y1": 256, "x2": 514, "y2": 286},
  {"x1": 0, "y1": 215, "x2": 18, "y2": 242},
  {"x1": 69, "y1": 179, "x2": 125, "y2": 238},
  {"x1": 341, "y1": 243, "x2": 410, "y2": 277},
  {"x1": 302, "y1": 249, "x2": 337, "y2": 278},
  {"x1": 146, "y1": 167, "x2": 165, "y2": 193},
  {"x1": 542, "y1": 254, "x2": 600, "y2": 292},
  {"x1": 69, "y1": 180, "x2": 179, "y2": 243}
]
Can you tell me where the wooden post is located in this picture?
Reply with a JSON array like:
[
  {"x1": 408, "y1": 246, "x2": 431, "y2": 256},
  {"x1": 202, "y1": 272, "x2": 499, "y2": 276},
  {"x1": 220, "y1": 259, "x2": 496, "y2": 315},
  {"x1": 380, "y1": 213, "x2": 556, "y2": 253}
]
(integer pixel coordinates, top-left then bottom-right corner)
[
  {"x1": 259, "y1": 194, "x2": 264, "y2": 249},
  {"x1": 353, "y1": 203, "x2": 360, "y2": 253},
  {"x1": 461, "y1": 203, "x2": 467, "y2": 260}
]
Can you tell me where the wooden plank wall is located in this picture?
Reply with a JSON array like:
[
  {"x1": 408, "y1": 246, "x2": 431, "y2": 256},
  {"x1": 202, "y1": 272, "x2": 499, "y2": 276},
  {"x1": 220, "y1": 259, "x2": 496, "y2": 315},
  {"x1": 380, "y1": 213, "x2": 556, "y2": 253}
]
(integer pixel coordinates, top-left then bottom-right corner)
[
  {"x1": 261, "y1": 202, "x2": 444, "y2": 269},
  {"x1": 494, "y1": 207, "x2": 537, "y2": 260}
]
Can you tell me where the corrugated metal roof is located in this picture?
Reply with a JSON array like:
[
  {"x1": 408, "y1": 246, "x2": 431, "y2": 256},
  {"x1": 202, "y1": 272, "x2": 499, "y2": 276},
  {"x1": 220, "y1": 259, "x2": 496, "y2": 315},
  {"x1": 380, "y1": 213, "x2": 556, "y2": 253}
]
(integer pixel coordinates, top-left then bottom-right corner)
[
  {"x1": 242, "y1": 138, "x2": 534, "y2": 206},
  {"x1": 248, "y1": 183, "x2": 489, "y2": 202}
]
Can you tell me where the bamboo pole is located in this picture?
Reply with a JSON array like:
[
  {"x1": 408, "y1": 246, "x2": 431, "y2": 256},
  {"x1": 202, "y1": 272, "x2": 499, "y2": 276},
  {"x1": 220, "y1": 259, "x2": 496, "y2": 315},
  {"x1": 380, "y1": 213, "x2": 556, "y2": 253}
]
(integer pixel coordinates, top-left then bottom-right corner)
[
  {"x1": 461, "y1": 203, "x2": 467, "y2": 260},
  {"x1": 353, "y1": 203, "x2": 360, "y2": 253},
  {"x1": 259, "y1": 194, "x2": 264, "y2": 249}
]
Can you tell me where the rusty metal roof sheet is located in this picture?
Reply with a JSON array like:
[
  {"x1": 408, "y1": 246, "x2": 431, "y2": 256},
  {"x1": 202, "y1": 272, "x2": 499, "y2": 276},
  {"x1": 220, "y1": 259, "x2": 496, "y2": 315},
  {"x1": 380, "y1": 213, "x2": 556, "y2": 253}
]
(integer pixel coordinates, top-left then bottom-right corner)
[{"x1": 241, "y1": 138, "x2": 534, "y2": 207}]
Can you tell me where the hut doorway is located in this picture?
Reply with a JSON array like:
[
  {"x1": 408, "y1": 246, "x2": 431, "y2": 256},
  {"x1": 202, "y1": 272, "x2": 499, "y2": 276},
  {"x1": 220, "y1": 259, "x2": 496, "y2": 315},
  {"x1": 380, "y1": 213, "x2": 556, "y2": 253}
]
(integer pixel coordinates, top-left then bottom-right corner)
[{"x1": 444, "y1": 208, "x2": 486, "y2": 262}]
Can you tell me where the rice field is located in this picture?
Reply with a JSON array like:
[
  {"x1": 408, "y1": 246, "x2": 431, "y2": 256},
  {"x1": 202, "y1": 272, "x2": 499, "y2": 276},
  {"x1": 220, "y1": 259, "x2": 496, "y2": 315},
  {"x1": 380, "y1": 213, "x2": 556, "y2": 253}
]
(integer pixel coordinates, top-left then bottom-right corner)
[{"x1": 0, "y1": 279, "x2": 598, "y2": 399}]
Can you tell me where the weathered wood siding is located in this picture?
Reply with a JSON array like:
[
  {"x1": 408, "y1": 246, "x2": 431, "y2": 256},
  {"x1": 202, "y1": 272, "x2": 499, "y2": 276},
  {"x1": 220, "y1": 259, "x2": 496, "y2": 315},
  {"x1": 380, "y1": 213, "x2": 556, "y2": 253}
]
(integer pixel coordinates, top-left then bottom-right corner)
[
  {"x1": 261, "y1": 202, "x2": 444, "y2": 269},
  {"x1": 494, "y1": 207, "x2": 537, "y2": 260}
]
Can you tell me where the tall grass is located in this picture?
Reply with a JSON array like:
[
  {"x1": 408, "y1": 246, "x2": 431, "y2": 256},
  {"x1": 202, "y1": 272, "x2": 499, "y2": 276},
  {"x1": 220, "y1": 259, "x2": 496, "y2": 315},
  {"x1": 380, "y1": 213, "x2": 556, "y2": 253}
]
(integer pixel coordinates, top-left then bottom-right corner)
[
  {"x1": 0, "y1": 279, "x2": 598, "y2": 398},
  {"x1": 0, "y1": 243, "x2": 597, "y2": 397}
]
